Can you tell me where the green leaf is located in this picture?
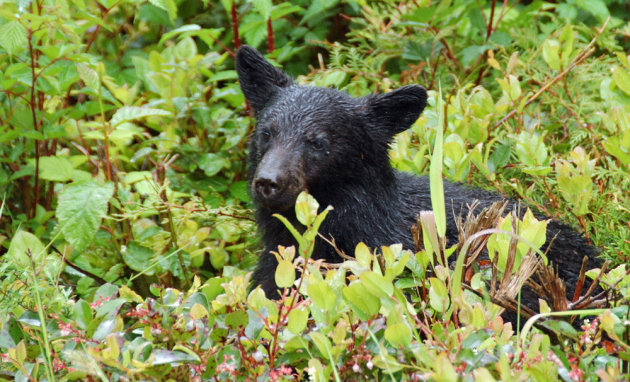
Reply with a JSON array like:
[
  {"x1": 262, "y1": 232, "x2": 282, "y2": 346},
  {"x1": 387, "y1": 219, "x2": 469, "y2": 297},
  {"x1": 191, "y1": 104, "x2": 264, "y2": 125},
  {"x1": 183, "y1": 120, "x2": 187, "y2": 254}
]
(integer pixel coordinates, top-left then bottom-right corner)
[
  {"x1": 38, "y1": 156, "x2": 75, "y2": 182},
  {"x1": 307, "y1": 281, "x2": 336, "y2": 310},
  {"x1": 149, "y1": 0, "x2": 177, "y2": 20},
  {"x1": 56, "y1": 181, "x2": 115, "y2": 250},
  {"x1": 560, "y1": 25, "x2": 574, "y2": 63},
  {"x1": 76, "y1": 63, "x2": 100, "y2": 91},
  {"x1": 433, "y1": 353, "x2": 458, "y2": 382},
  {"x1": 271, "y1": 3, "x2": 303, "y2": 20},
  {"x1": 229, "y1": 181, "x2": 250, "y2": 202},
  {"x1": 428, "y1": 277, "x2": 449, "y2": 312},
  {"x1": 354, "y1": 242, "x2": 372, "y2": 269},
  {"x1": 158, "y1": 24, "x2": 201, "y2": 46},
  {"x1": 287, "y1": 307, "x2": 309, "y2": 334},
  {"x1": 8, "y1": 230, "x2": 46, "y2": 267},
  {"x1": 253, "y1": 0, "x2": 272, "y2": 20},
  {"x1": 225, "y1": 310, "x2": 248, "y2": 329},
  {"x1": 360, "y1": 271, "x2": 393, "y2": 299},
  {"x1": 121, "y1": 241, "x2": 155, "y2": 274},
  {"x1": 612, "y1": 66, "x2": 630, "y2": 96},
  {"x1": 323, "y1": 71, "x2": 347, "y2": 87},
  {"x1": 275, "y1": 259, "x2": 295, "y2": 288},
  {"x1": 342, "y1": 282, "x2": 380, "y2": 320},
  {"x1": 73, "y1": 300, "x2": 93, "y2": 329},
  {"x1": 385, "y1": 322, "x2": 411, "y2": 347},
  {"x1": 110, "y1": 106, "x2": 171, "y2": 127},
  {"x1": 198, "y1": 153, "x2": 227, "y2": 177},
  {"x1": 152, "y1": 349, "x2": 200, "y2": 365},
  {"x1": 295, "y1": 191, "x2": 319, "y2": 226},
  {"x1": 174, "y1": 36, "x2": 197, "y2": 59},
  {"x1": 542, "y1": 39, "x2": 560, "y2": 71},
  {"x1": 574, "y1": 0, "x2": 609, "y2": 23},
  {"x1": 0, "y1": 21, "x2": 28, "y2": 56},
  {"x1": 431, "y1": 87, "x2": 446, "y2": 238},
  {"x1": 309, "y1": 331, "x2": 332, "y2": 357}
]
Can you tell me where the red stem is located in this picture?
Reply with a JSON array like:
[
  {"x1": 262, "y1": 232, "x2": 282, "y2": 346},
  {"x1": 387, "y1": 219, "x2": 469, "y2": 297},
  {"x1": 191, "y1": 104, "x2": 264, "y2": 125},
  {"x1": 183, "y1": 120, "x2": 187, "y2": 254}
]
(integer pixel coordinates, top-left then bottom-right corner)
[
  {"x1": 231, "y1": 2, "x2": 240, "y2": 49},
  {"x1": 486, "y1": 0, "x2": 496, "y2": 40},
  {"x1": 27, "y1": 27, "x2": 39, "y2": 219},
  {"x1": 267, "y1": 18, "x2": 274, "y2": 53}
]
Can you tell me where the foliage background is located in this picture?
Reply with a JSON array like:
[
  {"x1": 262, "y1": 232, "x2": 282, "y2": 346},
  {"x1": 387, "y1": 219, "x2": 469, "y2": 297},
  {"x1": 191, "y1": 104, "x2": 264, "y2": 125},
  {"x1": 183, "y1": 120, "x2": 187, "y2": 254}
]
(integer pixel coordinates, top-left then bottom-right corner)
[{"x1": 0, "y1": 0, "x2": 629, "y2": 380}]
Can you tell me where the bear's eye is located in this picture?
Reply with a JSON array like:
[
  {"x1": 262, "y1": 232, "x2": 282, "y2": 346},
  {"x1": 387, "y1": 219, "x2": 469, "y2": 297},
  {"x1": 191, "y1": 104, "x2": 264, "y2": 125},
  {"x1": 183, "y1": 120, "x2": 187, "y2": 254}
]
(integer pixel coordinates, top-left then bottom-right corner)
[
  {"x1": 309, "y1": 139, "x2": 328, "y2": 153},
  {"x1": 259, "y1": 129, "x2": 271, "y2": 142}
]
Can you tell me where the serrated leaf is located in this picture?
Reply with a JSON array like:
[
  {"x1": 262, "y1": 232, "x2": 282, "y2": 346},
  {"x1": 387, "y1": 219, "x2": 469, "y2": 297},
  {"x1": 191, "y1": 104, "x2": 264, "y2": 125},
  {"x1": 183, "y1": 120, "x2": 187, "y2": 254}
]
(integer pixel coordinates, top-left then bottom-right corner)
[
  {"x1": 76, "y1": 63, "x2": 100, "y2": 91},
  {"x1": 0, "y1": 21, "x2": 28, "y2": 56},
  {"x1": 110, "y1": 106, "x2": 171, "y2": 127},
  {"x1": 253, "y1": 0, "x2": 272, "y2": 20},
  {"x1": 56, "y1": 181, "x2": 115, "y2": 250},
  {"x1": 149, "y1": 0, "x2": 177, "y2": 20}
]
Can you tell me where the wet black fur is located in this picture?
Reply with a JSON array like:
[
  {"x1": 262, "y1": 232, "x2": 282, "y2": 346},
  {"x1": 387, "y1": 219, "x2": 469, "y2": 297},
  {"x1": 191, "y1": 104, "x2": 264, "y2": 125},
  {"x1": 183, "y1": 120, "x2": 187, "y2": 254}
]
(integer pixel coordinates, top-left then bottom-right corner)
[{"x1": 235, "y1": 45, "x2": 600, "y2": 307}]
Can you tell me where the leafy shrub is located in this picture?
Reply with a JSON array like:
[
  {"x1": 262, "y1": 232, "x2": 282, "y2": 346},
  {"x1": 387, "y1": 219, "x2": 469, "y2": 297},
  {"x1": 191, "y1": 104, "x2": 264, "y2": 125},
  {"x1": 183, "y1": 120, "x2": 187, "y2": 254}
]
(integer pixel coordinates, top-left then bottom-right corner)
[{"x1": 1, "y1": 0, "x2": 629, "y2": 380}]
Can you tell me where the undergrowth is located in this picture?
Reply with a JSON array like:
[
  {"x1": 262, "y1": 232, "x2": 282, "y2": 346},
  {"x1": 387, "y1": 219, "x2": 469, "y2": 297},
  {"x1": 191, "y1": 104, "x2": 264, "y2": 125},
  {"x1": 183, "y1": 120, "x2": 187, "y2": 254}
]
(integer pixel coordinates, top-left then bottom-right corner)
[{"x1": 0, "y1": 0, "x2": 629, "y2": 380}]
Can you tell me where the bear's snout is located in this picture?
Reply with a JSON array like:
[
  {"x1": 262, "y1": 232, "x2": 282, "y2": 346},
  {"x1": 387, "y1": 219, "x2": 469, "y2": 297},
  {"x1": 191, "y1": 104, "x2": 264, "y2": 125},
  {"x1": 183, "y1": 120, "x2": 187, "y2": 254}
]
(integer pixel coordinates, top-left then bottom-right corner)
[{"x1": 251, "y1": 149, "x2": 304, "y2": 211}]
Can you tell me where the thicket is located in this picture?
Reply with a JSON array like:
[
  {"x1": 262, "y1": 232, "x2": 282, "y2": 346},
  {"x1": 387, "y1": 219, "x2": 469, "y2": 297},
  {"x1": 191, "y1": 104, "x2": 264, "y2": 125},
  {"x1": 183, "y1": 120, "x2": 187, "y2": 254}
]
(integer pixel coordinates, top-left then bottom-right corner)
[{"x1": 0, "y1": 0, "x2": 629, "y2": 380}]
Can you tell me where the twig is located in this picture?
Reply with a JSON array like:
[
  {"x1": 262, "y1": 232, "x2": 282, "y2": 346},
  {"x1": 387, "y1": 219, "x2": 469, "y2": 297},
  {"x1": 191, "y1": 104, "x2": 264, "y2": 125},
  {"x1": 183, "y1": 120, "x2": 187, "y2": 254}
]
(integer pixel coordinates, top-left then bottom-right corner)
[
  {"x1": 52, "y1": 247, "x2": 108, "y2": 285},
  {"x1": 317, "y1": 233, "x2": 352, "y2": 261},
  {"x1": 267, "y1": 18, "x2": 274, "y2": 53},
  {"x1": 486, "y1": 0, "x2": 496, "y2": 41},
  {"x1": 231, "y1": 2, "x2": 241, "y2": 49},
  {"x1": 492, "y1": 16, "x2": 610, "y2": 130}
]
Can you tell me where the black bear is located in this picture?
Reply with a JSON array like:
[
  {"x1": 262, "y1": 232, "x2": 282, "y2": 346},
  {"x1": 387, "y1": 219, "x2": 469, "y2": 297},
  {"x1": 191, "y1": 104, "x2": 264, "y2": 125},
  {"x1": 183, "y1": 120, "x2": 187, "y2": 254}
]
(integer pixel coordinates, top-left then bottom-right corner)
[{"x1": 235, "y1": 45, "x2": 600, "y2": 307}]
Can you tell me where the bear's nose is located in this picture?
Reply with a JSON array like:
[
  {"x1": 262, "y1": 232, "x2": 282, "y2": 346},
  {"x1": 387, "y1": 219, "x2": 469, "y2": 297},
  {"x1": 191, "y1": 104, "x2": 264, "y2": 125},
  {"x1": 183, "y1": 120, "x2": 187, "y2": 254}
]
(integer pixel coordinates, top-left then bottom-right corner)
[{"x1": 254, "y1": 176, "x2": 281, "y2": 199}]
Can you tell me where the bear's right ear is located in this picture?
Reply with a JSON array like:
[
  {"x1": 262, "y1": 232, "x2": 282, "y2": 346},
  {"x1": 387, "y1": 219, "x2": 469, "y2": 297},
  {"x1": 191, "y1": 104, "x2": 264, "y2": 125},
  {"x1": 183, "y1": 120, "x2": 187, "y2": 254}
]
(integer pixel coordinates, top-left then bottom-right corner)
[
  {"x1": 365, "y1": 85, "x2": 428, "y2": 136},
  {"x1": 236, "y1": 45, "x2": 292, "y2": 114}
]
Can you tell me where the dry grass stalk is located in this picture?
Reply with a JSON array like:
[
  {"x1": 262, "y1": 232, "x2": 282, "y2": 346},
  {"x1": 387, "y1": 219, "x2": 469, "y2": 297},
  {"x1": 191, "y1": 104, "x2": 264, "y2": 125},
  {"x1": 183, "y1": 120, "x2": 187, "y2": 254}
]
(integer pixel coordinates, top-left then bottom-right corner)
[{"x1": 455, "y1": 201, "x2": 508, "y2": 268}]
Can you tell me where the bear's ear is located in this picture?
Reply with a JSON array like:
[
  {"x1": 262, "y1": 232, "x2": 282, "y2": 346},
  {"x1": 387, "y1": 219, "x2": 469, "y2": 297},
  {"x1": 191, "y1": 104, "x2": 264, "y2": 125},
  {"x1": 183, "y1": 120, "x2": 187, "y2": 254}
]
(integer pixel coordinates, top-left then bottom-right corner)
[
  {"x1": 236, "y1": 45, "x2": 292, "y2": 114},
  {"x1": 365, "y1": 85, "x2": 427, "y2": 136}
]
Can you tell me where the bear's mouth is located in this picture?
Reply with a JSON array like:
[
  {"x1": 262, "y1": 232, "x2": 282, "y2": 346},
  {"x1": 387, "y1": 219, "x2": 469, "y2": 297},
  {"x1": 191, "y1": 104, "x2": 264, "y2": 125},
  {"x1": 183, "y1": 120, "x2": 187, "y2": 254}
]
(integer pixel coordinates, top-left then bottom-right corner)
[{"x1": 250, "y1": 181, "x2": 303, "y2": 212}]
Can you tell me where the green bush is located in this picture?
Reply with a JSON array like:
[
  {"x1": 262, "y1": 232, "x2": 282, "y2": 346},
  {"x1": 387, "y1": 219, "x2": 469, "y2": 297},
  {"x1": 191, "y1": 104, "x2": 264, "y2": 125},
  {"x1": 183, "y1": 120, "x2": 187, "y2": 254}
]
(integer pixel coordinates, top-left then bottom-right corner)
[{"x1": 1, "y1": 0, "x2": 628, "y2": 380}]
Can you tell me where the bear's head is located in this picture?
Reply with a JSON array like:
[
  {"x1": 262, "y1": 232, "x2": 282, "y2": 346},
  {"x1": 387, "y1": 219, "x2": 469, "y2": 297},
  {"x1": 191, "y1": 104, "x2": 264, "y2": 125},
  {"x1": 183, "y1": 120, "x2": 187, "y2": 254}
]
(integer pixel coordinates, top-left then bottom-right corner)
[{"x1": 236, "y1": 45, "x2": 427, "y2": 212}]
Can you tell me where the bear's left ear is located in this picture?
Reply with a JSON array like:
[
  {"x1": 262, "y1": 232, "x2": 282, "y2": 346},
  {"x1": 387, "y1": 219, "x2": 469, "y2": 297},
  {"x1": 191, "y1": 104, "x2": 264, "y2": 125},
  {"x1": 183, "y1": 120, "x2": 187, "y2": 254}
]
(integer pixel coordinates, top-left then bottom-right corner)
[
  {"x1": 236, "y1": 45, "x2": 293, "y2": 114},
  {"x1": 365, "y1": 85, "x2": 427, "y2": 136}
]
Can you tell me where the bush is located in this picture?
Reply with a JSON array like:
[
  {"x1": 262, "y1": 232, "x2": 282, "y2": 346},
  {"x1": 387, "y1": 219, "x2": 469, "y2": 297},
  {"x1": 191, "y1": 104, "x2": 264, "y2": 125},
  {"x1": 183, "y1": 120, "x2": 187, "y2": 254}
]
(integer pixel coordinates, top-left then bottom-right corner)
[{"x1": 1, "y1": 0, "x2": 628, "y2": 380}]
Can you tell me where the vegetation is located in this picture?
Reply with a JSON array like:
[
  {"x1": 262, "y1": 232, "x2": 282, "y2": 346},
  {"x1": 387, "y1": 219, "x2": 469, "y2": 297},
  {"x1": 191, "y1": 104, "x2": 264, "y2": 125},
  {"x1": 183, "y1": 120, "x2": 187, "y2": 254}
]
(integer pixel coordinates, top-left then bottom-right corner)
[{"x1": 0, "y1": 0, "x2": 629, "y2": 380}]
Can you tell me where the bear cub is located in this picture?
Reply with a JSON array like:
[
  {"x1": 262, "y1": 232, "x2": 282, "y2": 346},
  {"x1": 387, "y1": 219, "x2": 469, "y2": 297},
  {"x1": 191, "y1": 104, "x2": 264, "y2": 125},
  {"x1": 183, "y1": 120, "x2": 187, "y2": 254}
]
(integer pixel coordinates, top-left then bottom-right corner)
[{"x1": 235, "y1": 45, "x2": 600, "y2": 308}]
